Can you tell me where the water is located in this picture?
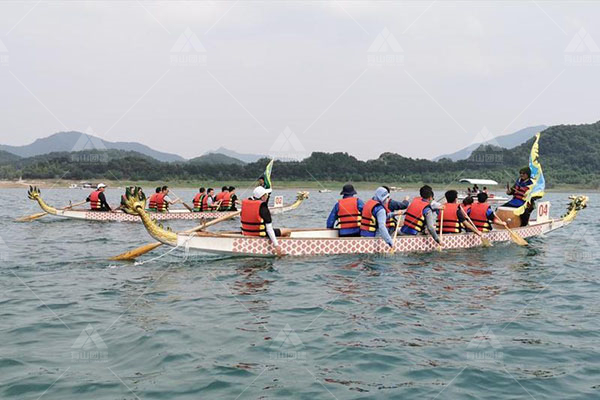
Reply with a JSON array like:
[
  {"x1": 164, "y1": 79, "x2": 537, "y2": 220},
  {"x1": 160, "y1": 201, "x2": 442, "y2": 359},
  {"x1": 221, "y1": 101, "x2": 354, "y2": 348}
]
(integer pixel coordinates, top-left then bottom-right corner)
[{"x1": 2, "y1": 187, "x2": 598, "y2": 399}]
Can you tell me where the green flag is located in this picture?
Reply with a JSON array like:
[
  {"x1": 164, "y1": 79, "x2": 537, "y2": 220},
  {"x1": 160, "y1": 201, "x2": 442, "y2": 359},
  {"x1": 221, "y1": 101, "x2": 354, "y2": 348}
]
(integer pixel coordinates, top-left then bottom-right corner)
[{"x1": 263, "y1": 159, "x2": 274, "y2": 191}]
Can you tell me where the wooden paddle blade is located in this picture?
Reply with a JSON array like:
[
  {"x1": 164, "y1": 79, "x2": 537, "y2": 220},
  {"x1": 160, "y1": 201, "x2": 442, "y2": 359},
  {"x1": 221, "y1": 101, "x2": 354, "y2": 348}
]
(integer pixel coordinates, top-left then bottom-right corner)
[
  {"x1": 110, "y1": 242, "x2": 163, "y2": 261},
  {"x1": 481, "y1": 237, "x2": 493, "y2": 247},
  {"x1": 15, "y1": 212, "x2": 48, "y2": 222},
  {"x1": 508, "y1": 229, "x2": 528, "y2": 246}
]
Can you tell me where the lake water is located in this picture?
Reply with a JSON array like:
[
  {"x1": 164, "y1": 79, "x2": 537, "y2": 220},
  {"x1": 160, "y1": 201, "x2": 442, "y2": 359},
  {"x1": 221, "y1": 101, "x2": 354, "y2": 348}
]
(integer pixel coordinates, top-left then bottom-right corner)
[{"x1": 2, "y1": 187, "x2": 598, "y2": 399}]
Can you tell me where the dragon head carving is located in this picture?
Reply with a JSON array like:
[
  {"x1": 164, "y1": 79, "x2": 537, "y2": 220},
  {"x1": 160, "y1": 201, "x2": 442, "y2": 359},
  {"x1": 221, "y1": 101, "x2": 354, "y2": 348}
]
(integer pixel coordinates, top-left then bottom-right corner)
[
  {"x1": 562, "y1": 195, "x2": 589, "y2": 222},
  {"x1": 28, "y1": 186, "x2": 41, "y2": 201},
  {"x1": 122, "y1": 186, "x2": 147, "y2": 215}
]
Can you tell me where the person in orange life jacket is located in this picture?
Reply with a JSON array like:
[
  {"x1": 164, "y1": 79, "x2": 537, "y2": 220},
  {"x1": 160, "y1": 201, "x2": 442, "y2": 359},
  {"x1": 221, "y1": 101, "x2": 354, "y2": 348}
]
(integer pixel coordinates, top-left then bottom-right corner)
[
  {"x1": 214, "y1": 186, "x2": 231, "y2": 211},
  {"x1": 326, "y1": 184, "x2": 364, "y2": 237},
  {"x1": 155, "y1": 185, "x2": 179, "y2": 212},
  {"x1": 400, "y1": 185, "x2": 441, "y2": 244},
  {"x1": 202, "y1": 188, "x2": 216, "y2": 210},
  {"x1": 147, "y1": 187, "x2": 161, "y2": 211},
  {"x1": 228, "y1": 186, "x2": 239, "y2": 211},
  {"x1": 438, "y1": 190, "x2": 480, "y2": 234},
  {"x1": 504, "y1": 166, "x2": 536, "y2": 226},
  {"x1": 192, "y1": 187, "x2": 206, "y2": 212},
  {"x1": 468, "y1": 192, "x2": 507, "y2": 232},
  {"x1": 359, "y1": 187, "x2": 396, "y2": 247},
  {"x1": 241, "y1": 186, "x2": 291, "y2": 256},
  {"x1": 87, "y1": 183, "x2": 112, "y2": 211}
]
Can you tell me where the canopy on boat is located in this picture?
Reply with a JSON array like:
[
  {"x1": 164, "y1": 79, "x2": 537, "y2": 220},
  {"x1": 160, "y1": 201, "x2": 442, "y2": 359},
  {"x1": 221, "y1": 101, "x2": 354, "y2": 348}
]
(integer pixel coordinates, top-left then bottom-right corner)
[{"x1": 459, "y1": 179, "x2": 498, "y2": 186}]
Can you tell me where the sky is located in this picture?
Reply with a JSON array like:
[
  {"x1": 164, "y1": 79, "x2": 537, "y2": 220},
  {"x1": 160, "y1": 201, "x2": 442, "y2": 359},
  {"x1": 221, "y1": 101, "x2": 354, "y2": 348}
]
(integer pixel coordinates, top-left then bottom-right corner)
[{"x1": 0, "y1": 1, "x2": 599, "y2": 160}]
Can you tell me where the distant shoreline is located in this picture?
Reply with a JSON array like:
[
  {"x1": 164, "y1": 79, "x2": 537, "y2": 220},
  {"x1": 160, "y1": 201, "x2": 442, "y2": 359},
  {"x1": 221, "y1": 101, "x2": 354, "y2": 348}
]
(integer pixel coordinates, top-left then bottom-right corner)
[{"x1": 2, "y1": 179, "x2": 597, "y2": 192}]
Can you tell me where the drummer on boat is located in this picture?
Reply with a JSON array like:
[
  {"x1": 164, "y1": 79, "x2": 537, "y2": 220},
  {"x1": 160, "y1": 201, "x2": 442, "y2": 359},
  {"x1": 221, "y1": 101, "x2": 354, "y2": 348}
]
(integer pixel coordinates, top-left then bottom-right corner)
[
  {"x1": 241, "y1": 186, "x2": 291, "y2": 256},
  {"x1": 327, "y1": 184, "x2": 364, "y2": 237},
  {"x1": 503, "y1": 167, "x2": 536, "y2": 226},
  {"x1": 87, "y1": 183, "x2": 112, "y2": 211},
  {"x1": 360, "y1": 187, "x2": 396, "y2": 247},
  {"x1": 400, "y1": 185, "x2": 441, "y2": 244}
]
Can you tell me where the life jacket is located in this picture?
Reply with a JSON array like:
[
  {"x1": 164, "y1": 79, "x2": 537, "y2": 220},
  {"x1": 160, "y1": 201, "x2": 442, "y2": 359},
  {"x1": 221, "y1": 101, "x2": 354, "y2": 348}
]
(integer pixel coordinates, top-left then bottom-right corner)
[
  {"x1": 217, "y1": 192, "x2": 232, "y2": 210},
  {"x1": 240, "y1": 199, "x2": 266, "y2": 236},
  {"x1": 89, "y1": 190, "x2": 102, "y2": 210},
  {"x1": 402, "y1": 198, "x2": 430, "y2": 232},
  {"x1": 155, "y1": 192, "x2": 168, "y2": 212},
  {"x1": 469, "y1": 202, "x2": 493, "y2": 232},
  {"x1": 336, "y1": 197, "x2": 361, "y2": 230},
  {"x1": 437, "y1": 202, "x2": 461, "y2": 234},
  {"x1": 193, "y1": 193, "x2": 206, "y2": 211},
  {"x1": 148, "y1": 193, "x2": 158, "y2": 210},
  {"x1": 202, "y1": 194, "x2": 213, "y2": 210},
  {"x1": 360, "y1": 199, "x2": 380, "y2": 236},
  {"x1": 513, "y1": 180, "x2": 531, "y2": 201},
  {"x1": 383, "y1": 202, "x2": 397, "y2": 230}
]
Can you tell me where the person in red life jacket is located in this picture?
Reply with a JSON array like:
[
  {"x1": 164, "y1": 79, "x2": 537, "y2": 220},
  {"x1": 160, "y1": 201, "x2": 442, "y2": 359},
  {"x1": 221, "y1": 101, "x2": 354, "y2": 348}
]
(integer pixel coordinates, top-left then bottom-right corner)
[
  {"x1": 240, "y1": 186, "x2": 291, "y2": 256},
  {"x1": 192, "y1": 187, "x2": 206, "y2": 212},
  {"x1": 326, "y1": 184, "x2": 364, "y2": 237},
  {"x1": 504, "y1": 166, "x2": 536, "y2": 226},
  {"x1": 214, "y1": 186, "x2": 232, "y2": 211},
  {"x1": 400, "y1": 185, "x2": 441, "y2": 244},
  {"x1": 437, "y1": 190, "x2": 480, "y2": 234},
  {"x1": 360, "y1": 187, "x2": 395, "y2": 248},
  {"x1": 86, "y1": 183, "x2": 112, "y2": 211},
  {"x1": 228, "y1": 186, "x2": 239, "y2": 211},
  {"x1": 155, "y1": 186, "x2": 179, "y2": 212},
  {"x1": 202, "y1": 188, "x2": 216, "y2": 210},
  {"x1": 147, "y1": 187, "x2": 161, "y2": 211},
  {"x1": 468, "y1": 192, "x2": 507, "y2": 232}
]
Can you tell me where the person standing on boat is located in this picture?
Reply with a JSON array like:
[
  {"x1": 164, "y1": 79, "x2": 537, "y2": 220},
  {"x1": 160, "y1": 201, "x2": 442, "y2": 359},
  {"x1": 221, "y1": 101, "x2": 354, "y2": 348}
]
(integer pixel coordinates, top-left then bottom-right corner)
[
  {"x1": 468, "y1": 192, "x2": 507, "y2": 232},
  {"x1": 87, "y1": 183, "x2": 112, "y2": 211},
  {"x1": 327, "y1": 184, "x2": 364, "y2": 237},
  {"x1": 147, "y1": 187, "x2": 161, "y2": 211},
  {"x1": 400, "y1": 185, "x2": 441, "y2": 244},
  {"x1": 360, "y1": 187, "x2": 396, "y2": 247},
  {"x1": 192, "y1": 187, "x2": 207, "y2": 212},
  {"x1": 504, "y1": 167, "x2": 535, "y2": 226},
  {"x1": 241, "y1": 186, "x2": 290, "y2": 256},
  {"x1": 228, "y1": 186, "x2": 238, "y2": 211}
]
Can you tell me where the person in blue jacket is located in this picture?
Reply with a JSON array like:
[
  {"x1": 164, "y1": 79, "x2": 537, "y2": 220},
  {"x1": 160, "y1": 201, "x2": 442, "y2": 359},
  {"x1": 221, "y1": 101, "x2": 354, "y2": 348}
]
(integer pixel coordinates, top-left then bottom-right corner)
[{"x1": 327, "y1": 184, "x2": 365, "y2": 237}]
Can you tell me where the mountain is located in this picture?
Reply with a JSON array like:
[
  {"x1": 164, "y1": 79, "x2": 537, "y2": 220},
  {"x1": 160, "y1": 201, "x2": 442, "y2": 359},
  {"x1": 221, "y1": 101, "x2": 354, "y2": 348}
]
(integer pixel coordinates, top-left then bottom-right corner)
[
  {"x1": 0, "y1": 131, "x2": 185, "y2": 162},
  {"x1": 433, "y1": 125, "x2": 547, "y2": 161},
  {"x1": 188, "y1": 152, "x2": 245, "y2": 165},
  {"x1": 206, "y1": 147, "x2": 265, "y2": 163},
  {"x1": 0, "y1": 150, "x2": 21, "y2": 164}
]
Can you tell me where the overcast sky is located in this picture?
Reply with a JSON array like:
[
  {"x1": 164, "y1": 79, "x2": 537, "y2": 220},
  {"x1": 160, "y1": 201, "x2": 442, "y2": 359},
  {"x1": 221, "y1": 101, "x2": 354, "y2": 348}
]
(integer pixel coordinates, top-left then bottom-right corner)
[{"x1": 0, "y1": 1, "x2": 598, "y2": 160}]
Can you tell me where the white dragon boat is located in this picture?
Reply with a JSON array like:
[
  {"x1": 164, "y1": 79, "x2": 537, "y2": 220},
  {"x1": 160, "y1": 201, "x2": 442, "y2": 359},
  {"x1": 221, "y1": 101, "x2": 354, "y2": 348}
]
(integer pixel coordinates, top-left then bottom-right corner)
[
  {"x1": 26, "y1": 186, "x2": 308, "y2": 222},
  {"x1": 120, "y1": 187, "x2": 588, "y2": 257},
  {"x1": 458, "y1": 178, "x2": 509, "y2": 204}
]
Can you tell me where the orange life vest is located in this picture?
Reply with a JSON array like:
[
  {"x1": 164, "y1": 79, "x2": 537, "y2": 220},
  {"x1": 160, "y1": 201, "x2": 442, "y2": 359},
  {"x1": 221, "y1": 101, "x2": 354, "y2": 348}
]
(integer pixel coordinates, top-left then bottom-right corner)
[
  {"x1": 437, "y1": 202, "x2": 461, "y2": 234},
  {"x1": 469, "y1": 202, "x2": 493, "y2": 232},
  {"x1": 513, "y1": 181, "x2": 530, "y2": 201},
  {"x1": 240, "y1": 199, "x2": 266, "y2": 236},
  {"x1": 148, "y1": 193, "x2": 158, "y2": 210},
  {"x1": 155, "y1": 192, "x2": 168, "y2": 212},
  {"x1": 89, "y1": 190, "x2": 102, "y2": 210},
  {"x1": 336, "y1": 197, "x2": 361, "y2": 230},
  {"x1": 193, "y1": 193, "x2": 206, "y2": 211},
  {"x1": 360, "y1": 199, "x2": 380, "y2": 234},
  {"x1": 217, "y1": 192, "x2": 232, "y2": 210},
  {"x1": 402, "y1": 198, "x2": 430, "y2": 232},
  {"x1": 202, "y1": 194, "x2": 213, "y2": 210},
  {"x1": 383, "y1": 202, "x2": 397, "y2": 230}
]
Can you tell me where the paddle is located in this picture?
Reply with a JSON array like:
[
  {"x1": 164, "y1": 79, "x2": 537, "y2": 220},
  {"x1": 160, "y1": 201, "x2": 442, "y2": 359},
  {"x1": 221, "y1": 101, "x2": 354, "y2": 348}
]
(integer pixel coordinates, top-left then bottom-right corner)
[
  {"x1": 168, "y1": 190, "x2": 194, "y2": 212},
  {"x1": 437, "y1": 209, "x2": 444, "y2": 252},
  {"x1": 459, "y1": 205, "x2": 492, "y2": 247},
  {"x1": 492, "y1": 212, "x2": 528, "y2": 246},
  {"x1": 109, "y1": 210, "x2": 242, "y2": 261},
  {"x1": 16, "y1": 200, "x2": 87, "y2": 222},
  {"x1": 386, "y1": 211, "x2": 403, "y2": 255}
]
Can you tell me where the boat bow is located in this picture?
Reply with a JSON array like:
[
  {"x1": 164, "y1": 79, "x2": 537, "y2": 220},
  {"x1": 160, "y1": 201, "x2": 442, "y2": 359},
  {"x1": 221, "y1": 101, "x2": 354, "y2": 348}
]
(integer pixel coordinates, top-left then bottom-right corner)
[
  {"x1": 122, "y1": 187, "x2": 178, "y2": 246},
  {"x1": 561, "y1": 195, "x2": 589, "y2": 223},
  {"x1": 28, "y1": 186, "x2": 58, "y2": 215}
]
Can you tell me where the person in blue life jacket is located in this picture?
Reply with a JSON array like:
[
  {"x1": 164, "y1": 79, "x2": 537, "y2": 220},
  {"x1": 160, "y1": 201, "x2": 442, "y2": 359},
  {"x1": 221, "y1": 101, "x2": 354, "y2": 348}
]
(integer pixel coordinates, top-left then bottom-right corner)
[
  {"x1": 359, "y1": 187, "x2": 396, "y2": 247},
  {"x1": 327, "y1": 184, "x2": 365, "y2": 237},
  {"x1": 504, "y1": 166, "x2": 536, "y2": 226},
  {"x1": 400, "y1": 185, "x2": 441, "y2": 244}
]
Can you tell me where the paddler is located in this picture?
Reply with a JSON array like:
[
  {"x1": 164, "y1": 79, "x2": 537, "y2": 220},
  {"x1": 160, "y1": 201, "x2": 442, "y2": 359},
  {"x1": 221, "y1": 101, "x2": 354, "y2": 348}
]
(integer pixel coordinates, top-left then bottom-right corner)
[
  {"x1": 214, "y1": 186, "x2": 231, "y2": 211},
  {"x1": 327, "y1": 183, "x2": 364, "y2": 237},
  {"x1": 504, "y1": 167, "x2": 535, "y2": 226},
  {"x1": 438, "y1": 190, "x2": 479, "y2": 234},
  {"x1": 155, "y1": 185, "x2": 179, "y2": 212},
  {"x1": 87, "y1": 183, "x2": 112, "y2": 211},
  {"x1": 400, "y1": 185, "x2": 441, "y2": 244},
  {"x1": 360, "y1": 187, "x2": 396, "y2": 247},
  {"x1": 202, "y1": 188, "x2": 216, "y2": 210},
  {"x1": 192, "y1": 187, "x2": 206, "y2": 212},
  {"x1": 147, "y1": 187, "x2": 161, "y2": 211},
  {"x1": 382, "y1": 186, "x2": 410, "y2": 233},
  {"x1": 241, "y1": 186, "x2": 291, "y2": 256},
  {"x1": 228, "y1": 186, "x2": 238, "y2": 211},
  {"x1": 468, "y1": 192, "x2": 507, "y2": 232}
]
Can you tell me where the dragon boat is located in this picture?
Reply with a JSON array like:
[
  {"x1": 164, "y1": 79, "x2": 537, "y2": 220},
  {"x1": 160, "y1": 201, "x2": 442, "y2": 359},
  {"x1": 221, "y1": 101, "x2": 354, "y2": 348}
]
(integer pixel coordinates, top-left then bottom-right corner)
[
  {"x1": 26, "y1": 186, "x2": 308, "y2": 222},
  {"x1": 120, "y1": 187, "x2": 588, "y2": 257}
]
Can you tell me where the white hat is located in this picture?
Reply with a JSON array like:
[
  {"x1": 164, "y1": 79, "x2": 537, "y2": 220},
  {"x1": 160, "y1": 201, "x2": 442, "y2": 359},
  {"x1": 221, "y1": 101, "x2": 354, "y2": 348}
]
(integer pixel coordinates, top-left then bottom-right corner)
[
  {"x1": 253, "y1": 186, "x2": 268, "y2": 199},
  {"x1": 97, "y1": 183, "x2": 107, "y2": 189}
]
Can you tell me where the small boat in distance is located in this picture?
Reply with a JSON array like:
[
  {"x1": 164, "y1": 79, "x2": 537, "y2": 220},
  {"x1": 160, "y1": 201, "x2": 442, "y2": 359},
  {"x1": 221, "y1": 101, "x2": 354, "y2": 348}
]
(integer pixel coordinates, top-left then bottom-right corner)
[{"x1": 458, "y1": 178, "x2": 509, "y2": 203}]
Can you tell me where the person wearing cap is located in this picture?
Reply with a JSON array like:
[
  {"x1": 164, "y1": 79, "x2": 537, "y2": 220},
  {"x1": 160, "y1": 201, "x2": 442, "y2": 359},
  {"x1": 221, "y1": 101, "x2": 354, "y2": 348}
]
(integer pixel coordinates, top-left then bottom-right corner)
[
  {"x1": 400, "y1": 185, "x2": 441, "y2": 244},
  {"x1": 359, "y1": 187, "x2": 396, "y2": 247},
  {"x1": 87, "y1": 183, "x2": 112, "y2": 211},
  {"x1": 240, "y1": 186, "x2": 290, "y2": 256},
  {"x1": 326, "y1": 184, "x2": 364, "y2": 237}
]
